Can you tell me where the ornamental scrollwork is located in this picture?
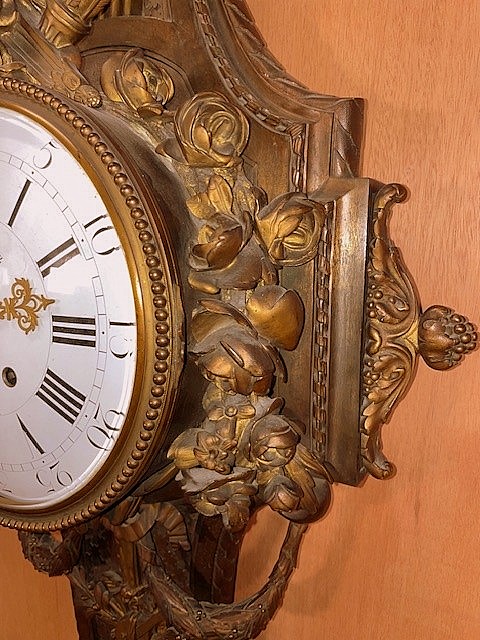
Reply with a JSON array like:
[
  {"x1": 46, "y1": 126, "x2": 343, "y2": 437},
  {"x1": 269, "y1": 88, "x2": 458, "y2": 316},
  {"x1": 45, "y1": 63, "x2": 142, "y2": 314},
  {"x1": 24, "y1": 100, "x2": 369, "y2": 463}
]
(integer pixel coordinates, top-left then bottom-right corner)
[
  {"x1": 361, "y1": 184, "x2": 477, "y2": 480},
  {"x1": 360, "y1": 183, "x2": 416, "y2": 479}
]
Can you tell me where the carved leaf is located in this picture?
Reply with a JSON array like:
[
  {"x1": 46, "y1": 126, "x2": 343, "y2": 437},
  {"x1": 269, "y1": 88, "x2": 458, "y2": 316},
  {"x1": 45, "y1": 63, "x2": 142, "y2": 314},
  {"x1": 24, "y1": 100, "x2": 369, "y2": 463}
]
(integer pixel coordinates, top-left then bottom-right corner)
[
  {"x1": 187, "y1": 192, "x2": 216, "y2": 219},
  {"x1": 192, "y1": 222, "x2": 244, "y2": 270},
  {"x1": 245, "y1": 285, "x2": 304, "y2": 351},
  {"x1": 167, "y1": 428, "x2": 201, "y2": 469},
  {"x1": 207, "y1": 175, "x2": 234, "y2": 212}
]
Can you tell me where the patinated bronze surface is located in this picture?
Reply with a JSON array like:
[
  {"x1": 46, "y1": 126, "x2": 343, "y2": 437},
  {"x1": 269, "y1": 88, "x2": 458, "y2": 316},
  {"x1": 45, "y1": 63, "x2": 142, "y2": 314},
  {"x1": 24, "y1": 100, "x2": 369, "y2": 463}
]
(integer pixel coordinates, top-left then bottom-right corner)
[{"x1": 0, "y1": 1, "x2": 476, "y2": 638}]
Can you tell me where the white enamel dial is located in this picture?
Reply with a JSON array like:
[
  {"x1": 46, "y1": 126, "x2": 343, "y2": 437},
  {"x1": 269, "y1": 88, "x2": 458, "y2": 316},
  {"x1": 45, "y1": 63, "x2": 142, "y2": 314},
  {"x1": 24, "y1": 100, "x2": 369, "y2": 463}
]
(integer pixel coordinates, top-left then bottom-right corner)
[{"x1": 0, "y1": 107, "x2": 138, "y2": 508}]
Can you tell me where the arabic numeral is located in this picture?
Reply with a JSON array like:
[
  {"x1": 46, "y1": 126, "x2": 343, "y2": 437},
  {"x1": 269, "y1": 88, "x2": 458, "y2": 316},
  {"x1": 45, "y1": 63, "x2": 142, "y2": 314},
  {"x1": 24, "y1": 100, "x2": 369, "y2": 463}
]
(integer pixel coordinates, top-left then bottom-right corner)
[
  {"x1": 84, "y1": 215, "x2": 120, "y2": 255},
  {"x1": 108, "y1": 321, "x2": 135, "y2": 359},
  {"x1": 87, "y1": 405, "x2": 124, "y2": 450},
  {"x1": 35, "y1": 462, "x2": 73, "y2": 493},
  {"x1": 33, "y1": 140, "x2": 58, "y2": 169}
]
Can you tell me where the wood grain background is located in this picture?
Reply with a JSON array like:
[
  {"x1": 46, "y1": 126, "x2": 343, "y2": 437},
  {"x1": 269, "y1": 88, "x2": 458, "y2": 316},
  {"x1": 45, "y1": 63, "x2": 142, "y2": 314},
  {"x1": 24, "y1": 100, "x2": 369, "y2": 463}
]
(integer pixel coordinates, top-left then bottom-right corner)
[{"x1": 1, "y1": 2, "x2": 479, "y2": 638}]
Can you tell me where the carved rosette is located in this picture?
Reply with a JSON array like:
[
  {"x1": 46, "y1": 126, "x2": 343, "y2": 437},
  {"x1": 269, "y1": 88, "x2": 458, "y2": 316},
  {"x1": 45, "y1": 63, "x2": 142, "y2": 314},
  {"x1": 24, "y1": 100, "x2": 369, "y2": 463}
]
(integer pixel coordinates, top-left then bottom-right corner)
[
  {"x1": 101, "y1": 48, "x2": 174, "y2": 117},
  {"x1": 361, "y1": 184, "x2": 477, "y2": 479}
]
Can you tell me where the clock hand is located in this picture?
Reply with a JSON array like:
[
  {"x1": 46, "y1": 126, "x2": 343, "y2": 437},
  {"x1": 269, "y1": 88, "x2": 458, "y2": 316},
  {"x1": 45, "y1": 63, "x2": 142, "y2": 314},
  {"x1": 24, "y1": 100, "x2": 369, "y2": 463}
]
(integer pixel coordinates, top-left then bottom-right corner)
[
  {"x1": 17, "y1": 415, "x2": 45, "y2": 456},
  {"x1": 0, "y1": 277, "x2": 55, "y2": 334},
  {"x1": 7, "y1": 179, "x2": 31, "y2": 228}
]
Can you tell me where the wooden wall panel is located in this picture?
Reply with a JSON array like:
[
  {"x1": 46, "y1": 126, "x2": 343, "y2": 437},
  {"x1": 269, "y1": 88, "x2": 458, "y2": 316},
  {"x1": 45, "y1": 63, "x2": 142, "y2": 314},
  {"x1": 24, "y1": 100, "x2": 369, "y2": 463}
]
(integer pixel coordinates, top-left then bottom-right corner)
[
  {"x1": 1, "y1": 2, "x2": 479, "y2": 638},
  {"x1": 0, "y1": 527, "x2": 77, "y2": 638},
  {"x1": 238, "y1": 2, "x2": 480, "y2": 639}
]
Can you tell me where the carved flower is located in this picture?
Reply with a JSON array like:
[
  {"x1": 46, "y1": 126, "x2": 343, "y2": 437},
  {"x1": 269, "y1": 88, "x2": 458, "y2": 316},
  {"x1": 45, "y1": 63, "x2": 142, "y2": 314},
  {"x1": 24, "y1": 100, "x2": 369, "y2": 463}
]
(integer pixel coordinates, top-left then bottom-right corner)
[
  {"x1": 206, "y1": 392, "x2": 256, "y2": 423},
  {"x1": 181, "y1": 467, "x2": 257, "y2": 532},
  {"x1": 184, "y1": 174, "x2": 275, "y2": 294},
  {"x1": 101, "y1": 49, "x2": 174, "y2": 115},
  {"x1": 194, "y1": 325, "x2": 276, "y2": 395},
  {"x1": 190, "y1": 301, "x2": 281, "y2": 396},
  {"x1": 173, "y1": 91, "x2": 249, "y2": 167},
  {"x1": 256, "y1": 192, "x2": 326, "y2": 266},
  {"x1": 191, "y1": 214, "x2": 245, "y2": 271},
  {"x1": 261, "y1": 474, "x2": 303, "y2": 513},
  {"x1": 168, "y1": 425, "x2": 236, "y2": 475},
  {"x1": 246, "y1": 414, "x2": 300, "y2": 470},
  {"x1": 205, "y1": 391, "x2": 256, "y2": 442},
  {"x1": 193, "y1": 430, "x2": 237, "y2": 475}
]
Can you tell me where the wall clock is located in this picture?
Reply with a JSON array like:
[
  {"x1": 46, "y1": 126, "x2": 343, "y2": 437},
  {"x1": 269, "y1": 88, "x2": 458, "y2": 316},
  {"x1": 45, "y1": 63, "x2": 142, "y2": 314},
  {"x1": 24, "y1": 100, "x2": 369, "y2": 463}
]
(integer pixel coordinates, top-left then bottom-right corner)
[{"x1": 0, "y1": 1, "x2": 476, "y2": 639}]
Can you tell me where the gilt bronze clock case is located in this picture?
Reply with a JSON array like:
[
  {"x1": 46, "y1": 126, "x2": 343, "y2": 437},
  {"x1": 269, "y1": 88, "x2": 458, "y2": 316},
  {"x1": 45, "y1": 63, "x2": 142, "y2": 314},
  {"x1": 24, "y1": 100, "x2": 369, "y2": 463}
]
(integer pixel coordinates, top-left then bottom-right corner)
[{"x1": 0, "y1": 2, "x2": 476, "y2": 639}]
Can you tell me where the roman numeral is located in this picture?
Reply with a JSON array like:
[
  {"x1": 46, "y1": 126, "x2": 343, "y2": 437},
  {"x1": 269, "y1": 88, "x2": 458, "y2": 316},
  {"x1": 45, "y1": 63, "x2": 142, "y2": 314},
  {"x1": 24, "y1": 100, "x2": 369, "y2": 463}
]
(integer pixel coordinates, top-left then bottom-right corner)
[
  {"x1": 37, "y1": 237, "x2": 80, "y2": 278},
  {"x1": 8, "y1": 179, "x2": 31, "y2": 227},
  {"x1": 52, "y1": 315, "x2": 96, "y2": 348},
  {"x1": 17, "y1": 414, "x2": 45, "y2": 456},
  {"x1": 36, "y1": 369, "x2": 86, "y2": 425}
]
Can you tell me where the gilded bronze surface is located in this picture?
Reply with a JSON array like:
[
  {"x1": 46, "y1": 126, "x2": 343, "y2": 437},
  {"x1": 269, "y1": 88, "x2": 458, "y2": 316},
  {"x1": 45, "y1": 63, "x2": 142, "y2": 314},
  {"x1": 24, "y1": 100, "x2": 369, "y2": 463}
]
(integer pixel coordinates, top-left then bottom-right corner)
[{"x1": 0, "y1": 1, "x2": 476, "y2": 639}]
